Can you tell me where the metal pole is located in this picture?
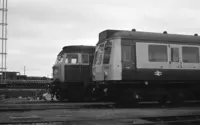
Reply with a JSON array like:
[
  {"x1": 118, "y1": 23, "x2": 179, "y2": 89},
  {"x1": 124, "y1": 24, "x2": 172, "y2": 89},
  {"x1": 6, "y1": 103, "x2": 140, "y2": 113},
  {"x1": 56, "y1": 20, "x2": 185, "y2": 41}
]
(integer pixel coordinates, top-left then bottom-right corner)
[
  {"x1": 4, "y1": 0, "x2": 7, "y2": 80},
  {"x1": 0, "y1": 0, "x2": 3, "y2": 83},
  {"x1": 0, "y1": 0, "x2": 7, "y2": 83},
  {"x1": 2, "y1": 0, "x2": 5, "y2": 82}
]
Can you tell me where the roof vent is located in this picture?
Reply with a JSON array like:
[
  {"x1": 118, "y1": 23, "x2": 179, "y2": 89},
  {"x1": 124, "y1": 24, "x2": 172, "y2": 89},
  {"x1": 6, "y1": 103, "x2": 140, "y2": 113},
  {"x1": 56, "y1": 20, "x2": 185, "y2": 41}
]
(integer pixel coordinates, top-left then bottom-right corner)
[
  {"x1": 163, "y1": 31, "x2": 168, "y2": 34},
  {"x1": 194, "y1": 34, "x2": 198, "y2": 36},
  {"x1": 132, "y1": 29, "x2": 136, "y2": 32}
]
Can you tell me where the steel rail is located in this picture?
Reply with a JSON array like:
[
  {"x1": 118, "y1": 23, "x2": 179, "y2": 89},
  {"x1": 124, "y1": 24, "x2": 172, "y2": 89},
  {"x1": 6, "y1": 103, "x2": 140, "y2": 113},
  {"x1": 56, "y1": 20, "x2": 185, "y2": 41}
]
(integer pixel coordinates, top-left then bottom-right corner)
[{"x1": 1, "y1": 116, "x2": 200, "y2": 125}]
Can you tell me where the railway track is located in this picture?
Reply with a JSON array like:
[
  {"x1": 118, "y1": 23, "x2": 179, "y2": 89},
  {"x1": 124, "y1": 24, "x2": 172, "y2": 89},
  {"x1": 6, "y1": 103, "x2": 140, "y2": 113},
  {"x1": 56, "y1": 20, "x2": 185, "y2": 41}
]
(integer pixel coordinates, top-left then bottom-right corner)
[
  {"x1": 0, "y1": 100, "x2": 200, "y2": 111},
  {"x1": 0, "y1": 102, "x2": 200, "y2": 113},
  {"x1": 1, "y1": 100, "x2": 200, "y2": 124},
  {"x1": 0, "y1": 102, "x2": 115, "y2": 111},
  {"x1": 1, "y1": 114, "x2": 200, "y2": 125}
]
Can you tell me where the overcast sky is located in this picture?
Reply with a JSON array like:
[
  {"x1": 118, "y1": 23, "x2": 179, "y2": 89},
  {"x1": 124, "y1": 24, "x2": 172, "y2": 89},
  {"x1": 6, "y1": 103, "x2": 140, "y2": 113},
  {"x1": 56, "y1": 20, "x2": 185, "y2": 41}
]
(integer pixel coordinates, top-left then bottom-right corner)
[{"x1": 3, "y1": 0, "x2": 200, "y2": 77}]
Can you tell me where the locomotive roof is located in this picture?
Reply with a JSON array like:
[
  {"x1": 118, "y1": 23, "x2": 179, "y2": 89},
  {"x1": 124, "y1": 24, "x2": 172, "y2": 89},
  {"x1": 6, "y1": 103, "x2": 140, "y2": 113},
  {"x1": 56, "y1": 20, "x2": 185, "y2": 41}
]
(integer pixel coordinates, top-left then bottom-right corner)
[
  {"x1": 98, "y1": 29, "x2": 200, "y2": 45},
  {"x1": 62, "y1": 45, "x2": 95, "y2": 54}
]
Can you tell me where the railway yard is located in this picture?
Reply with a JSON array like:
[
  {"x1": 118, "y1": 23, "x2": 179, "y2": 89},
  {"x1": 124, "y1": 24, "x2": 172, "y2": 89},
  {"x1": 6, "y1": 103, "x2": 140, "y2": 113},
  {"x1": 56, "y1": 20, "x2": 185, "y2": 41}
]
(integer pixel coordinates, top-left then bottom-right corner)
[
  {"x1": 1, "y1": 1, "x2": 200, "y2": 124},
  {"x1": 0, "y1": 97, "x2": 200, "y2": 125},
  {"x1": 2, "y1": 31, "x2": 200, "y2": 124},
  {"x1": 1, "y1": 26, "x2": 200, "y2": 125}
]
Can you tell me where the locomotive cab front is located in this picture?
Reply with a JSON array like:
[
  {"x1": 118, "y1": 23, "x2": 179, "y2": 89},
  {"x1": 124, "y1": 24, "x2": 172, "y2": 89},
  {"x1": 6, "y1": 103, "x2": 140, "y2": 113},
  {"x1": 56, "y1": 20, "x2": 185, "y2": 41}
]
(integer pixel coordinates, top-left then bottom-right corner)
[
  {"x1": 52, "y1": 46, "x2": 95, "y2": 101},
  {"x1": 92, "y1": 33, "x2": 138, "y2": 101},
  {"x1": 92, "y1": 36, "x2": 136, "y2": 83},
  {"x1": 92, "y1": 39, "x2": 123, "y2": 82},
  {"x1": 52, "y1": 52, "x2": 65, "y2": 82},
  {"x1": 64, "y1": 53, "x2": 91, "y2": 83}
]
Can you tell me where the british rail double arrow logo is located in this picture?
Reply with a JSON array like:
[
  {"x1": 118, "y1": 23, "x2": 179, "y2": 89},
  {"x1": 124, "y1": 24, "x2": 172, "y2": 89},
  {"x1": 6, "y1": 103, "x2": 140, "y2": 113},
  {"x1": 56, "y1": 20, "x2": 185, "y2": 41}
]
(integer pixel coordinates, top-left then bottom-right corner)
[{"x1": 154, "y1": 70, "x2": 162, "y2": 76}]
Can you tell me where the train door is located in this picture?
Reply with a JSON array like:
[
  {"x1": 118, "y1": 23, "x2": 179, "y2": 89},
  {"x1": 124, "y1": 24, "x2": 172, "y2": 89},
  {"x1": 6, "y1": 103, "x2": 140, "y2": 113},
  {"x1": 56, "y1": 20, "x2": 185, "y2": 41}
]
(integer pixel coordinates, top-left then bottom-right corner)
[
  {"x1": 168, "y1": 44, "x2": 184, "y2": 80},
  {"x1": 169, "y1": 45, "x2": 182, "y2": 69},
  {"x1": 81, "y1": 54, "x2": 90, "y2": 82},
  {"x1": 121, "y1": 39, "x2": 136, "y2": 80},
  {"x1": 89, "y1": 53, "x2": 94, "y2": 77},
  {"x1": 181, "y1": 46, "x2": 200, "y2": 80}
]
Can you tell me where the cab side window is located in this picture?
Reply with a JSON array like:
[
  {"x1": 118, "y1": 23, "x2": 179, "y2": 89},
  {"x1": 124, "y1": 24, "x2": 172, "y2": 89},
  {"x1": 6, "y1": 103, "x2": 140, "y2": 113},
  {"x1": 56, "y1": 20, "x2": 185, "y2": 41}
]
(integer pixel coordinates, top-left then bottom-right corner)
[
  {"x1": 148, "y1": 44, "x2": 168, "y2": 62},
  {"x1": 103, "y1": 41, "x2": 112, "y2": 64},
  {"x1": 182, "y1": 47, "x2": 199, "y2": 63}
]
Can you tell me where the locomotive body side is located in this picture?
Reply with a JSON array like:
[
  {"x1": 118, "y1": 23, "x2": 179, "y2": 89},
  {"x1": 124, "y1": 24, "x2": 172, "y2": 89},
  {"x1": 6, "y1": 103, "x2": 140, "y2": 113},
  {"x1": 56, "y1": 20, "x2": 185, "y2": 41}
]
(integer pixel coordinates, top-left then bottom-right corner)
[
  {"x1": 135, "y1": 42, "x2": 200, "y2": 81},
  {"x1": 93, "y1": 29, "x2": 200, "y2": 103},
  {"x1": 92, "y1": 38, "x2": 122, "y2": 81}
]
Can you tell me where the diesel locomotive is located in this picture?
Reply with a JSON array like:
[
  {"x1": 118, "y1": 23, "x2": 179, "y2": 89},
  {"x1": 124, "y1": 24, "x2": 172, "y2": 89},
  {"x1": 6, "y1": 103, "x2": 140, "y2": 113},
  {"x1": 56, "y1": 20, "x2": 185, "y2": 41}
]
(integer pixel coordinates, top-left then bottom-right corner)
[
  {"x1": 52, "y1": 45, "x2": 95, "y2": 101},
  {"x1": 92, "y1": 29, "x2": 200, "y2": 104}
]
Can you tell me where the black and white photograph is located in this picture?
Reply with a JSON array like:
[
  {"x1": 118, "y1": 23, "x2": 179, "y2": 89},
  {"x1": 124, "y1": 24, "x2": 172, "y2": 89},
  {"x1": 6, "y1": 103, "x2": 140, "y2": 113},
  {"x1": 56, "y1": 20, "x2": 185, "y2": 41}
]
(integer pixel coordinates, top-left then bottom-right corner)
[{"x1": 0, "y1": 0, "x2": 200, "y2": 124}]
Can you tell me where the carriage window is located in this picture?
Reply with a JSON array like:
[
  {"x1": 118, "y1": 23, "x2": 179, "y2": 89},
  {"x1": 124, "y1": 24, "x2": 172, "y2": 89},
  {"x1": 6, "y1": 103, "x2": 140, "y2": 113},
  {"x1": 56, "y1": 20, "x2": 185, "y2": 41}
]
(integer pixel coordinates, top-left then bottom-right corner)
[
  {"x1": 65, "y1": 54, "x2": 78, "y2": 64},
  {"x1": 182, "y1": 47, "x2": 199, "y2": 63},
  {"x1": 148, "y1": 45, "x2": 168, "y2": 62},
  {"x1": 122, "y1": 46, "x2": 131, "y2": 61},
  {"x1": 82, "y1": 54, "x2": 89, "y2": 64},
  {"x1": 103, "y1": 41, "x2": 112, "y2": 64}
]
